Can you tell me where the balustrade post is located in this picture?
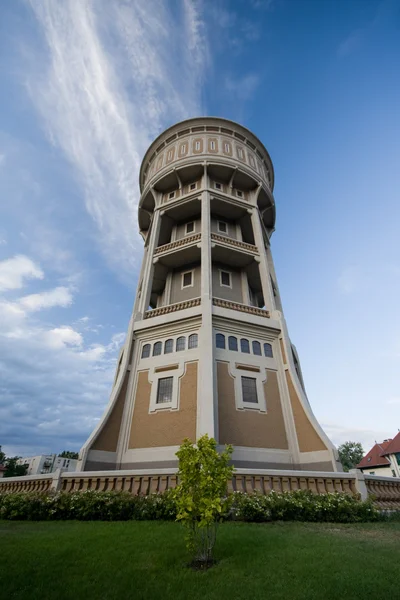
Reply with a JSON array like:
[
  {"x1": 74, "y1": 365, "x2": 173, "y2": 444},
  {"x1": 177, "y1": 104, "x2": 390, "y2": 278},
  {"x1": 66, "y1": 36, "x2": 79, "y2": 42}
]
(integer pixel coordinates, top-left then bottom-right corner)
[
  {"x1": 50, "y1": 469, "x2": 63, "y2": 493},
  {"x1": 350, "y1": 469, "x2": 368, "y2": 501}
]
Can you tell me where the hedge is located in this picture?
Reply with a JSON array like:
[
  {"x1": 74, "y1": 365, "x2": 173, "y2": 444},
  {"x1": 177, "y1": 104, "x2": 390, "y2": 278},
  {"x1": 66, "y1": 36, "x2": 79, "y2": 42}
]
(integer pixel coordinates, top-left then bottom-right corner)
[{"x1": 0, "y1": 489, "x2": 384, "y2": 523}]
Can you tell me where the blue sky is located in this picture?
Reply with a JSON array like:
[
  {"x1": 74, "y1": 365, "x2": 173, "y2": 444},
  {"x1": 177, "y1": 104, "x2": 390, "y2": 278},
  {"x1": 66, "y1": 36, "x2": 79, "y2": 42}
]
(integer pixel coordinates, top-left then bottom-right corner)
[{"x1": 0, "y1": 0, "x2": 399, "y2": 458}]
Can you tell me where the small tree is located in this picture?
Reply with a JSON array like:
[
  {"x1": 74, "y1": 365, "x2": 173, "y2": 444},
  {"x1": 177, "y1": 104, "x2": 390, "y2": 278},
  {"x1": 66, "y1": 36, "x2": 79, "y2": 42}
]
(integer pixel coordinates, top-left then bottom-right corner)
[
  {"x1": 338, "y1": 441, "x2": 364, "y2": 472},
  {"x1": 174, "y1": 435, "x2": 234, "y2": 568},
  {"x1": 59, "y1": 451, "x2": 79, "y2": 459}
]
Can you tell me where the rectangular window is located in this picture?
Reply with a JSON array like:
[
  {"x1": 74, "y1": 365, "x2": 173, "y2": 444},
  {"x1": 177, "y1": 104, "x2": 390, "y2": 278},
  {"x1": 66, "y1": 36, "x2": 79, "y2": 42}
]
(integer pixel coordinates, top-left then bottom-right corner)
[
  {"x1": 182, "y1": 270, "x2": 193, "y2": 288},
  {"x1": 156, "y1": 377, "x2": 173, "y2": 404},
  {"x1": 236, "y1": 189, "x2": 243, "y2": 198},
  {"x1": 169, "y1": 191, "x2": 176, "y2": 200},
  {"x1": 241, "y1": 377, "x2": 258, "y2": 404},
  {"x1": 195, "y1": 141, "x2": 201, "y2": 151},
  {"x1": 185, "y1": 222, "x2": 195, "y2": 235},
  {"x1": 220, "y1": 270, "x2": 231, "y2": 287},
  {"x1": 210, "y1": 140, "x2": 216, "y2": 150},
  {"x1": 214, "y1": 182, "x2": 222, "y2": 190},
  {"x1": 218, "y1": 221, "x2": 227, "y2": 234},
  {"x1": 189, "y1": 182, "x2": 197, "y2": 191}
]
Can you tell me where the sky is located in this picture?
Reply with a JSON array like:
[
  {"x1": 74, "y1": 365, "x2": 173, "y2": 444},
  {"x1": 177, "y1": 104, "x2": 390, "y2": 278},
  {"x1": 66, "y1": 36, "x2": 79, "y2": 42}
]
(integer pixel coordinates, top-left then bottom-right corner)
[{"x1": 0, "y1": 0, "x2": 399, "y2": 458}]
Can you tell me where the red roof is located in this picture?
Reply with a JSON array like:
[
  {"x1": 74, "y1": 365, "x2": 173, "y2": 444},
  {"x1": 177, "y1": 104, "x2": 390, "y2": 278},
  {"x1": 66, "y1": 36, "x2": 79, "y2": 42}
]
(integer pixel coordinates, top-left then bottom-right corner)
[
  {"x1": 357, "y1": 441, "x2": 392, "y2": 469},
  {"x1": 381, "y1": 431, "x2": 400, "y2": 456}
]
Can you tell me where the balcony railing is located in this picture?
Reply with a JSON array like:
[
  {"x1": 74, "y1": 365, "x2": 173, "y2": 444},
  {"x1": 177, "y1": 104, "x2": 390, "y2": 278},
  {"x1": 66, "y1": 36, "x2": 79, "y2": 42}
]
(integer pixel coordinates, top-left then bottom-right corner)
[
  {"x1": 144, "y1": 297, "x2": 201, "y2": 319},
  {"x1": 213, "y1": 297, "x2": 270, "y2": 318},
  {"x1": 154, "y1": 233, "x2": 201, "y2": 256},
  {"x1": 211, "y1": 233, "x2": 258, "y2": 254}
]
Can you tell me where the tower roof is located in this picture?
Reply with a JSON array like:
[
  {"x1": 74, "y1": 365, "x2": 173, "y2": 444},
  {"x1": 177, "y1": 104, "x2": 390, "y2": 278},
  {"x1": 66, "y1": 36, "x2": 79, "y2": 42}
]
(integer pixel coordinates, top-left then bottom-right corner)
[{"x1": 139, "y1": 117, "x2": 275, "y2": 193}]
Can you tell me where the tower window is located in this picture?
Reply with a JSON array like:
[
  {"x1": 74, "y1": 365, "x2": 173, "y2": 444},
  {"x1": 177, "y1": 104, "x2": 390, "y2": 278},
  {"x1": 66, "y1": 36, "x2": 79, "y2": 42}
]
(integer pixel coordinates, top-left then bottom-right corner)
[
  {"x1": 176, "y1": 336, "x2": 186, "y2": 352},
  {"x1": 236, "y1": 189, "x2": 243, "y2": 198},
  {"x1": 228, "y1": 336, "x2": 238, "y2": 351},
  {"x1": 189, "y1": 182, "x2": 197, "y2": 191},
  {"x1": 195, "y1": 140, "x2": 201, "y2": 151},
  {"x1": 141, "y1": 344, "x2": 151, "y2": 359},
  {"x1": 252, "y1": 341, "x2": 262, "y2": 356},
  {"x1": 210, "y1": 140, "x2": 216, "y2": 150},
  {"x1": 220, "y1": 270, "x2": 231, "y2": 288},
  {"x1": 153, "y1": 342, "x2": 162, "y2": 356},
  {"x1": 218, "y1": 221, "x2": 227, "y2": 234},
  {"x1": 240, "y1": 339, "x2": 250, "y2": 354},
  {"x1": 214, "y1": 182, "x2": 222, "y2": 190},
  {"x1": 216, "y1": 333, "x2": 226, "y2": 349},
  {"x1": 182, "y1": 270, "x2": 194, "y2": 288},
  {"x1": 264, "y1": 343, "x2": 273, "y2": 358},
  {"x1": 164, "y1": 339, "x2": 173, "y2": 354},
  {"x1": 168, "y1": 191, "x2": 176, "y2": 200},
  {"x1": 156, "y1": 377, "x2": 173, "y2": 404},
  {"x1": 185, "y1": 222, "x2": 195, "y2": 235},
  {"x1": 188, "y1": 333, "x2": 198, "y2": 349},
  {"x1": 241, "y1": 377, "x2": 258, "y2": 404}
]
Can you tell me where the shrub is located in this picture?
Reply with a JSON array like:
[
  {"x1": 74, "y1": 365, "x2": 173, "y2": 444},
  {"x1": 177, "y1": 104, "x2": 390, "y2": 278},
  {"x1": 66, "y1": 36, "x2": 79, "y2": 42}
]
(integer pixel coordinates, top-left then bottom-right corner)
[
  {"x1": 229, "y1": 490, "x2": 381, "y2": 523},
  {"x1": 0, "y1": 489, "x2": 384, "y2": 524}
]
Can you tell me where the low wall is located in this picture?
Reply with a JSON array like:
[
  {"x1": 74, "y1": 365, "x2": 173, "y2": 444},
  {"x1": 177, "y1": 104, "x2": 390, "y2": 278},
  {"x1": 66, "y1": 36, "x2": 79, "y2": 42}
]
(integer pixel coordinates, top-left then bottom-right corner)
[{"x1": 1, "y1": 468, "x2": 399, "y2": 511}]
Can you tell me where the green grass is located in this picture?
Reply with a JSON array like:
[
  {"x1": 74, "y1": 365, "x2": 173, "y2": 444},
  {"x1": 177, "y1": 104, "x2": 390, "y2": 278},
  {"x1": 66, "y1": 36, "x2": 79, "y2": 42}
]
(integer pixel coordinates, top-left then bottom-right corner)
[{"x1": 1, "y1": 521, "x2": 399, "y2": 600}]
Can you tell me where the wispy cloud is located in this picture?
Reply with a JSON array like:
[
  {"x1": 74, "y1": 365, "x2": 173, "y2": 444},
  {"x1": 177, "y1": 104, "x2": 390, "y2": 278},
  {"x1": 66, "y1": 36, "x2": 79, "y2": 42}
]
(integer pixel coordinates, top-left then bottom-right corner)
[
  {"x1": 26, "y1": 0, "x2": 207, "y2": 280},
  {"x1": 224, "y1": 73, "x2": 261, "y2": 103},
  {"x1": 337, "y1": 30, "x2": 362, "y2": 57}
]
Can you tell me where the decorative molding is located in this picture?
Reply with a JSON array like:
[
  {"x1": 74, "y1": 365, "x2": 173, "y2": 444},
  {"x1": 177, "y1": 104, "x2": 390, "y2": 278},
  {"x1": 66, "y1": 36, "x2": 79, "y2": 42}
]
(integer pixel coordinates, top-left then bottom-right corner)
[
  {"x1": 144, "y1": 297, "x2": 201, "y2": 319},
  {"x1": 154, "y1": 233, "x2": 201, "y2": 255},
  {"x1": 211, "y1": 233, "x2": 258, "y2": 253},
  {"x1": 213, "y1": 297, "x2": 270, "y2": 318}
]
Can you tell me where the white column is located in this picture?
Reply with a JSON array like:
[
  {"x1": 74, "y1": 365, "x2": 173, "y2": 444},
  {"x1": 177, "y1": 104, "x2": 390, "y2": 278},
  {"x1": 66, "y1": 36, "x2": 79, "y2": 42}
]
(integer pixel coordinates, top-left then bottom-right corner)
[
  {"x1": 250, "y1": 208, "x2": 275, "y2": 312},
  {"x1": 197, "y1": 166, "x2": 216, "y2": 440},
  {"x1": 137, "y1": 208, "x2": 162, "y2": 318}
]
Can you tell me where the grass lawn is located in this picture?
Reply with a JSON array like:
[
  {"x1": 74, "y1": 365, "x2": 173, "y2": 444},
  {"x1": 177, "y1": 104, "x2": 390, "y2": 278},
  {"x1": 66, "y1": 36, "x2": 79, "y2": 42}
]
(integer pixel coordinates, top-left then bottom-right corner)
[{"x1": 0, "y1": 520, "x2": 399, "y2": 600}]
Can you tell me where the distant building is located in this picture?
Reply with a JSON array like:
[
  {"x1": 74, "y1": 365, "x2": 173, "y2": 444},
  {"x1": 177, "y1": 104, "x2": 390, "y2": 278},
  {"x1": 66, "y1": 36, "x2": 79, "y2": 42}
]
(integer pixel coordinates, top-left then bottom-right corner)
[
  {"x1": 357, "y1": 432, "x2": 400, "y2": 477},
  {"x1": 17, "y1": 454, "x2": 78, "y2": 476},
  {"x1": 0, "y1": 465, "x2": 6, "y2": 478}
]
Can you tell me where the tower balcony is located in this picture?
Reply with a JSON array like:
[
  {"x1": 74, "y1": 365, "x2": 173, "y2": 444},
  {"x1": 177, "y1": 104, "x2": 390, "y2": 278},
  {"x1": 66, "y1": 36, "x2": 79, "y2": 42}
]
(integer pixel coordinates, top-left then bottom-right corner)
[
  {"x1": 154, "y1": 233, "x2": 201, "y2": 267},
  {"x1": 211, "y1": 233, "x2": 258, "y2": 266}
]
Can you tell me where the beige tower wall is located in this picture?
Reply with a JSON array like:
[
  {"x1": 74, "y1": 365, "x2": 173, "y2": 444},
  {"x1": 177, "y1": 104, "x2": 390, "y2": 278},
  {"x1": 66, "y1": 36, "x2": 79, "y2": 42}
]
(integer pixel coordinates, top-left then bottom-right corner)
[
  {"x1": 217, "y1": 362, "x2": 288, "y2": 451},
  {"x1": 128, "y1": 362, "x2": 198, "y2": 449}
]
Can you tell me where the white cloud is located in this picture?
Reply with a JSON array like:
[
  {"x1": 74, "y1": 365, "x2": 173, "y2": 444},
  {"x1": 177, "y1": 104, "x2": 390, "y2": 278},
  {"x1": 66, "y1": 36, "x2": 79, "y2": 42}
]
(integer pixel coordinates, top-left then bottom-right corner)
[
  {"x1": 26, "y1": 0, "x2": 207, "y2": 281},
  {"x1": 0, "y1": 255, "x2": 44, "y2": 291},
  {"x1": 323, "y1": 422, "x2": 393, "y2": 452},
  {"x1": 387, "y1": 397, "x2": 400, "y2": 405},
  {"x1": 43, "y1": 326, "x2": 83, "y2": 349},
  {"x1": 19, "y1": 286, "x2": 73, "y2": 312}
]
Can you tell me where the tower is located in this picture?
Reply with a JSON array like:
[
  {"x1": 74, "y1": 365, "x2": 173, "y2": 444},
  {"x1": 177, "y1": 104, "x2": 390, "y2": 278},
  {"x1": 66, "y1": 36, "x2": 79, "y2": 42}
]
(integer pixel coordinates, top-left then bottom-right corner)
[{"x1": 78, "y1": 117, "x2": 340, "y2": 473}]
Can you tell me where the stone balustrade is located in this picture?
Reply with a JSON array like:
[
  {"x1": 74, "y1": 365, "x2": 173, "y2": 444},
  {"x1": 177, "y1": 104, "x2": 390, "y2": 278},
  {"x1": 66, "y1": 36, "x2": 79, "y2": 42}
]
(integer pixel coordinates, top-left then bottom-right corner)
[
  {"x1": 0, "y1": 473, "x2": 53, "y2": 493},
  {"x1": 211, "y1": 233, "x2": 258, "y2": 254},
  {"x1": 154, "y1": 233, "x2": 201, "y2": 255},
  {"x1": 1, "y1": 469, "x2": 399, "y2": 511},
  {"x1": 364, "y1": 475, "x2": 400, "y2": 510},
  {"x1": 213, "y1": 297, "x2": 270, "y2": 319},
  {"x1": 144, "y1": 297, "x2": 201, "y2": 319}
]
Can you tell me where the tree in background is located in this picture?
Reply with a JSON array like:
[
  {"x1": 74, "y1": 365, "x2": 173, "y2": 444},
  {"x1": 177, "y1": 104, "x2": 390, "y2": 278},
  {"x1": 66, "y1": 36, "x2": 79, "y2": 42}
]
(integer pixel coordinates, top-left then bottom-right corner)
[
  {"x1": 0, "y1": 445, "x2": 5, "y2": 465},
  {"x1": 0, "y1": 447, "x2": 28, "y2": 477},
  {"x1": 59, "y1": 451, "x2": 79, "y2": 459},
  {"x1": 338, "y1": 441, "x2": 364, "y2": 472},
  {"x1": 174, "y1": 435, "x2": 234, "y2": 568}
]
